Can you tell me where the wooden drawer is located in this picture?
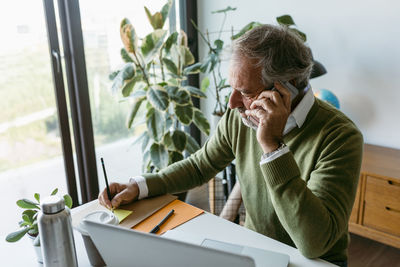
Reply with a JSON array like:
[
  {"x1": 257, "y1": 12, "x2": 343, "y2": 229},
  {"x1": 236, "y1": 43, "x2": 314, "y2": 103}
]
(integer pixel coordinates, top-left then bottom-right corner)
[
  {"x1": 363, "y1": 175, "x2": 400, "y2": 236},
  {"x1": 363, "y1": 202, "x2": 400, "y2": 236},
  {"x1": 364, "y1": 175, "x2": 400, "y2": 210}
]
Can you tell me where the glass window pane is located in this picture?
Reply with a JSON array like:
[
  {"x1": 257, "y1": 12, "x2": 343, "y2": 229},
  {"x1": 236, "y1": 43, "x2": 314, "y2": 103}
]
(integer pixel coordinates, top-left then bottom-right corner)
[
  {"x1": 79, "y1": 0, "x2": 175, "y2": 189},
  {"x1": 0, "y1": 1, "x2": 68, "y2": 235}
]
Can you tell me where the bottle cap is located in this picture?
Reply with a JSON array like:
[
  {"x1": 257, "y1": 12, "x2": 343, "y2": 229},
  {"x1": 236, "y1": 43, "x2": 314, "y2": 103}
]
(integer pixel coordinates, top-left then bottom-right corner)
[{"x1": 41, "y1": 195, "x2": 65, "y2": 214}]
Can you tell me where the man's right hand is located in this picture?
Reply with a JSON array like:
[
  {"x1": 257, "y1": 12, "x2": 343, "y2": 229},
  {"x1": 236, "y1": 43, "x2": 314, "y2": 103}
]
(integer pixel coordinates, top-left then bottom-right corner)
[{"x1": 98, "y1": 180, "x2": 139, "y2": 209}]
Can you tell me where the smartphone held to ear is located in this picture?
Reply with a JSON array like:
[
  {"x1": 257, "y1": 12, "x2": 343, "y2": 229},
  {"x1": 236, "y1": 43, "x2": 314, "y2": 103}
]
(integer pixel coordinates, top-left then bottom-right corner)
[
  {"x1": 245, "y1": 81, "x2": 299, "y2": 127},
  {"x1": 275, "y1": 81, "x2": 299, "y2": 101}
]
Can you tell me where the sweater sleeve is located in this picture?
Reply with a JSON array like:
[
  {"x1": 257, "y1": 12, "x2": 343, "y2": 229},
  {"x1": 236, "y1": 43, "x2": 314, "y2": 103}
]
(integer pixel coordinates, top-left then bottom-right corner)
[
  {"x1": 142, "y1": 109, "x2": 236, "y2": 197},
  {"x1": 260, "y1": 124, "x2": 363, "y2": 258}
]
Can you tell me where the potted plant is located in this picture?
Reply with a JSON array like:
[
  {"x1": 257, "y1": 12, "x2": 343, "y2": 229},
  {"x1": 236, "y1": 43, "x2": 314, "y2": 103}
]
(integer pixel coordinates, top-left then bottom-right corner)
[
  {"x1": 109, "y1": 0, "x2": 210, "y2": 172},
  {"x1": 5, "y1": 188, "x2": 73, "y2": 263}
]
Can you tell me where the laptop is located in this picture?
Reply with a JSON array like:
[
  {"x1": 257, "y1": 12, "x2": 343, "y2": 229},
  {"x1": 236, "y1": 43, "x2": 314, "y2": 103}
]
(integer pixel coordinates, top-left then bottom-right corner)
[{"x1": 84, "y1": 220, "x2": 289, "y2": 267}]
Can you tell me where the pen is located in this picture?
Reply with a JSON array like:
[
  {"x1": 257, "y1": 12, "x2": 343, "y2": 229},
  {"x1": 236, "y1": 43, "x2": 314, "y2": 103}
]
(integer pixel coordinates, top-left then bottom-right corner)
[
  {"x1": 149, "y1": 209, "x2": 175, "y2": 234},
  {"x1": 101, "y1": 157, "x2": 114, "y2": 213}
]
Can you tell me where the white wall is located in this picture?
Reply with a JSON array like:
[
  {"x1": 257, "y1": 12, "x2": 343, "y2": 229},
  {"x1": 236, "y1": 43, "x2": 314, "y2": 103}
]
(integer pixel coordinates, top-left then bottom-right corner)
[{"x1": 197, "y1": 0, "x2": 400, "y2": 149}]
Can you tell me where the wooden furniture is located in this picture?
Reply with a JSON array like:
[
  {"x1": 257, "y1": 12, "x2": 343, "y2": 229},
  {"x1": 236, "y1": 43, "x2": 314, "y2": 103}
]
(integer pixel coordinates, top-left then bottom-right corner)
[{"x1": 349, "y1": 144, "x2": 400, "y2": 249}]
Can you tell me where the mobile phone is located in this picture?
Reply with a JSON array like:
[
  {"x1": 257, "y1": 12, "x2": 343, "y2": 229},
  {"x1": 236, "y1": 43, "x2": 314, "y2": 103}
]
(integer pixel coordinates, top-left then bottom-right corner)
[{"x1": 278, "y1": 81, "x2": 299, "y2": 101}]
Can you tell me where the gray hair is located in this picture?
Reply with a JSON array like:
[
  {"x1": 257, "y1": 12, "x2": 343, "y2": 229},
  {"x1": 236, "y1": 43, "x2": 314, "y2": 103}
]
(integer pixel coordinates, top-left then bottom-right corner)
[{"x1": 232, "y1": 24, "x2": 313, "y2": 89}]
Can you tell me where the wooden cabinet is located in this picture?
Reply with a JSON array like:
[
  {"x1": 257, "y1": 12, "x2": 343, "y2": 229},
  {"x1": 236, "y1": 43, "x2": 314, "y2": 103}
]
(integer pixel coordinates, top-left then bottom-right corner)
[{"x1": 349, "y1": 144, "x2": 400, "y2": 249}]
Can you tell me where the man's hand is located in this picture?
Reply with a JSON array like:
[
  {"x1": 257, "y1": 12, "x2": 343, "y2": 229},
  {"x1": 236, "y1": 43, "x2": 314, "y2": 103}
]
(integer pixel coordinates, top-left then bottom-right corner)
[
  {"x1": 244, "y1": 82, "x2": 291, "y2": 153},
  {"x1": 98, "y1": 180, "x2": 139, "y2": 209}
]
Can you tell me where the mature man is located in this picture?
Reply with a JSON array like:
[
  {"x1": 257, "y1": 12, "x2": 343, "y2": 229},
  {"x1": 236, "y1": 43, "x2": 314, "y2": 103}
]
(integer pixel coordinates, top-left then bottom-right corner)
[{"x1": 99, "y1": 24, "x2": 363, "y2": 266}]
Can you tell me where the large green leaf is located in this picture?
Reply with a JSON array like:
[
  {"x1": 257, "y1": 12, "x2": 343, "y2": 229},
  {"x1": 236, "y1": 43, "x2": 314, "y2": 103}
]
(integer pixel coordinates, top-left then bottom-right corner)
[
  {"x1": 166, "y1": 86, "x2": 179, "y2": 97},
  {"x1": 111, "y1": 63, "x2": 135, "y2": 94},
  {"x1": 121, "y1": 48, "x2": 134, "y2": 63},
  {"x1": 183, "y1": 62, "x2": 202, "y2": 75},
  {"x1": 172, "y1": 130, "x2": 187, "y2": 152},
  {"x1": 276, "y1": 15, "x2": 295, "y2": 26},
  {"x1": 169, "y1": 151, "x2": 184, "y2": 164},
  {"x1": 175, "y1": 104, "x2": 193, "y2": 125},
  {"x1": 122, "y1": 74, "x2": 143, "y2": 97},
  {"x1": 163, "y1": 131, "x2": 173, "y2": 149},
  {"x1": 184, "y1": 86, "x2": 206, "y2": 98},
  {"x1": 141, "y1": 29, "x2": 167, "y2": 64},
  {"x1": 162, "y1": 58, "x2": 178, "y2": 75},
  {"x1": 180, "y1": 46, "x2": 195, "y2": 67},
  {"x1": 231, "y1": 21, "x2": 263, "y2": 40},
  {"x1": 5, "y1": 227, "x2": 30, "y2": 243},
  {"x1": 193, "y1": 108, "x2": 210, "y2": 135},
  {"x1": 160, "y1": 0, "x2": 172, "y2": 24},
  {"x1": 120, "y1": 19, "x2": 138, "y2": 53},
  {"x1": 126, "y1": 98, "x2": 145, "y2": 128},
  {"x1": 144, "y1": 7, "x2": 163, "y2": 29},
  {"x1": 185, "y1": 133, "x2": 201, "y2": 154},
  {"x1": 164, "y1": 32, "x2": 178, "y2": 53},
  {"x1": 150, "y1": 143, "x2": 169, "y2": 170},
  {"x1": 171, "y1": 88, "x2": 191, "y2": 105},
  {"x1": 131, "y1": 89, "x2": 147, "y2": 99},
  {"x1": 146, "y1": 108, "x2": 165, "y2": 142},
  {"x1": 16, "y1": 199, "x2": 39, "y2": 209},
  {"x1": 147, "y1": 85, "x2": 169, "y2": 111}
]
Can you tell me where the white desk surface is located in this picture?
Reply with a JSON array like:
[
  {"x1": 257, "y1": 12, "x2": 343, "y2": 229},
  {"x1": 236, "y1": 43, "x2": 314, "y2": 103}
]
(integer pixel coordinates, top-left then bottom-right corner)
[{"x1": 1, "y1": 200, "x2": 335, "y2": 267}]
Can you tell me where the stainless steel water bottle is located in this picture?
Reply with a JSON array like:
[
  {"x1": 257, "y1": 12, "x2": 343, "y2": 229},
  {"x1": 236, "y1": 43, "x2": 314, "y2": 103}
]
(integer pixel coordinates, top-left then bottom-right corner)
[{"x1": 38, "y1": 195, "x2": 78, "y2": 267}]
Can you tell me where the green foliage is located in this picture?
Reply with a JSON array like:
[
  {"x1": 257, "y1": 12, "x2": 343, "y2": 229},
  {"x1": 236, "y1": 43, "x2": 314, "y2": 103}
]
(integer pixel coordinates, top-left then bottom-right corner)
[
  {"x1": 110, "y1": 1, "x2": 209, "y2": 172},
  {"x1": 6, "y1": 189, "x2": 73, "y2": 245},
  {"x1": 191, "y1": 7, "x2": 237, "y2": 116},
  {"x1": 276, "y1": 14, "x2": 307, "y2": 41}
]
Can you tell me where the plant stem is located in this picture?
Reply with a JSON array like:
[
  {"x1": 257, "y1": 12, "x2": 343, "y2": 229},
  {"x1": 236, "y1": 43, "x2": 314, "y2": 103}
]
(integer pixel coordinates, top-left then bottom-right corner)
[
  {"x1": 218, "y1": 13, "x2": 227, "y2": 40},
  {"x1": 133, "y1": 52, "x2": 151, "y2": 86},
  {"x1": 191, "y1": 19, "x2": 217, "y2": 53},
  {"x1": 159, "y1": 49, "x2": 165, "y2": 81}
]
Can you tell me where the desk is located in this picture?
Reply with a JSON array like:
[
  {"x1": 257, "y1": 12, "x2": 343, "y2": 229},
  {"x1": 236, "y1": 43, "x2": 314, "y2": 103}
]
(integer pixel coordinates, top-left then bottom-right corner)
[{"x1": 1, "y1": 201, "x2": 335, "y2": 266}]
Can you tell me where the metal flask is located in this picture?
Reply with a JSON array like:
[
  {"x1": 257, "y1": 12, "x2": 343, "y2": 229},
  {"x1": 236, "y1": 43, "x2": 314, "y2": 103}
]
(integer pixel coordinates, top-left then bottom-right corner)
[{"x1": 38, "y1": 195, "x2": 78, "y2": 267}]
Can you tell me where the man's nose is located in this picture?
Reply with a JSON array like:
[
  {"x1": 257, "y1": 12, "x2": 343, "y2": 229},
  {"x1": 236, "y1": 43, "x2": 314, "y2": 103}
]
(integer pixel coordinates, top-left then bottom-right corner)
[{"x1": 229, "y1": 89, "x2": 243, "y2": 110}]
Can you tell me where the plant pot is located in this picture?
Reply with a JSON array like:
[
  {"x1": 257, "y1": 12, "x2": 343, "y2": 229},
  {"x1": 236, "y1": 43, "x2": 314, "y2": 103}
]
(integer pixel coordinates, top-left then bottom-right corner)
[{"x1": 28, "y1": 234, "x2": 43, "y2": 264}]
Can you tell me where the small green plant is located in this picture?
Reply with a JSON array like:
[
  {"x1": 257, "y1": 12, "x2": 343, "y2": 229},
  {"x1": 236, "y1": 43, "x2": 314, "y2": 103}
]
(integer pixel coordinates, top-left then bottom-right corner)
[{"x1": 5, "y1": 188, "x2": 73, "y2": 246}]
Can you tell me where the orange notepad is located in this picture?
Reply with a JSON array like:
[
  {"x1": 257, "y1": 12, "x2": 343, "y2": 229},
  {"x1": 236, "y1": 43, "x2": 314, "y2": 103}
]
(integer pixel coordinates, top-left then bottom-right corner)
[{"x1": 132, "y1": 199, "x2": 204, "y2": 235}]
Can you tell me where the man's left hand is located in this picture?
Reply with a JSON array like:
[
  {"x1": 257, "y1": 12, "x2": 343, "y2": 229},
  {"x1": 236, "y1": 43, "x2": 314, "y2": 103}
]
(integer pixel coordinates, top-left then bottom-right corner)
[{"x1": 244, "y1": 82, "x2": 291, "y2": 153}]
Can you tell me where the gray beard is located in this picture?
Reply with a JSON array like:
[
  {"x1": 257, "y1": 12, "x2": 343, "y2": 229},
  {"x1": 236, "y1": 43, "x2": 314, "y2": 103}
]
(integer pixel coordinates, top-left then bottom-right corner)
[{"x1": 241, "y1": 116, "x2": 258, "y2": 130}]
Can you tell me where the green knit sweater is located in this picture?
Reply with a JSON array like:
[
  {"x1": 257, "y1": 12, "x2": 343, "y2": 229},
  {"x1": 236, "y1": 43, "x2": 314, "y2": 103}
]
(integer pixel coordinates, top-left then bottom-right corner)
[{"x1": 143, "y1": 98, "x2": 363, "y2": 263}]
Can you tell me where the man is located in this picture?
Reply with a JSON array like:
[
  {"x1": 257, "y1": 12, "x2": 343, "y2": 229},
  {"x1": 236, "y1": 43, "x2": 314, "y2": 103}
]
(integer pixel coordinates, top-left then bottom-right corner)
[{"x1": 99, "y1": 24, "x2": 363, "y2": 266}]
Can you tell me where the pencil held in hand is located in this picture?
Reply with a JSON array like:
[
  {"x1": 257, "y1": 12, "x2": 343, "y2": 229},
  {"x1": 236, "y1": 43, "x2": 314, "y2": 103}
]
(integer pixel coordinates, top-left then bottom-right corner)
[{"x1": 101, "y1": 157, "x2": 114, "y2": 212}]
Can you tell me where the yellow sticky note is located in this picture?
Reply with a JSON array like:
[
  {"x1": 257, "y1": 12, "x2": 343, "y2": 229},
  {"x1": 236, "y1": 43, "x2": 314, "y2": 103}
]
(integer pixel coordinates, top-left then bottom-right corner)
[{"x1": 114, "y1": 209, "x2": 133, "y2": 223}]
